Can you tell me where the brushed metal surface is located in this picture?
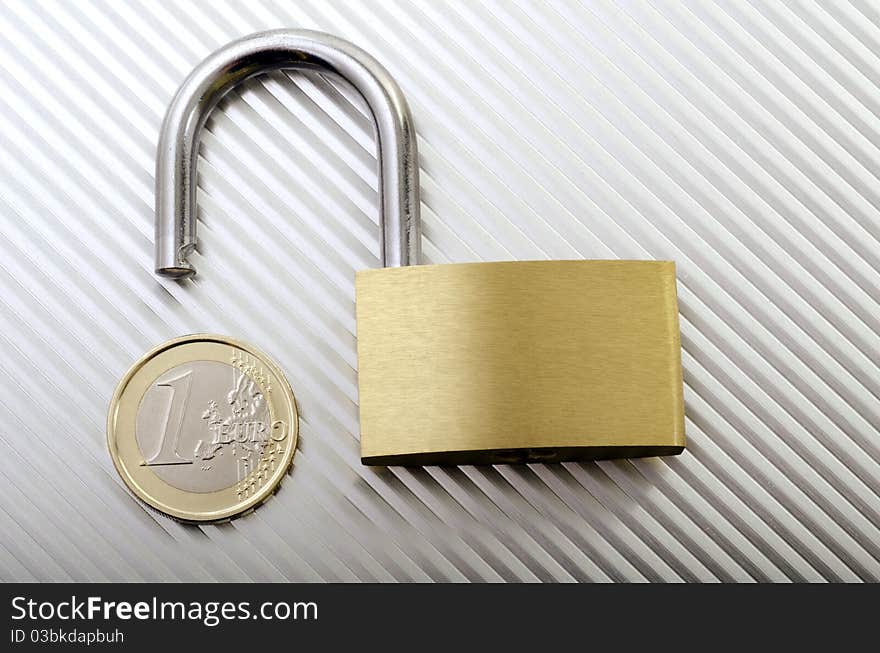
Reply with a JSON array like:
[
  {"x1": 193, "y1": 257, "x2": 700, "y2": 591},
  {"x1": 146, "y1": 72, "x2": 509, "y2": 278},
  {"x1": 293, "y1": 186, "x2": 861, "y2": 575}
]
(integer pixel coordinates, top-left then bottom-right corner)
[
  {"x1": 1, "y1": 0, "x2": 879, "y2": 582},
  {"x1": 357, "y1": 260, "x2": 684, "y2": 464}
]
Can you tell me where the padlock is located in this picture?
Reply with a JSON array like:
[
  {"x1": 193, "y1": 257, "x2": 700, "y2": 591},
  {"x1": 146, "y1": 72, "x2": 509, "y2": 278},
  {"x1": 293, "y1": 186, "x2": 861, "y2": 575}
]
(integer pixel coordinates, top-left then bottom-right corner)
[{"x1": 155, "y1": 30, "x2": 685, "y2": 466}]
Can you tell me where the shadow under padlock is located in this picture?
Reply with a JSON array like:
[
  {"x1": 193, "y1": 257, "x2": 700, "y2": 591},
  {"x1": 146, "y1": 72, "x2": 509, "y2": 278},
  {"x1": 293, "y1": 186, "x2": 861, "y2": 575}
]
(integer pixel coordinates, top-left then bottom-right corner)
[{"x1": 154, "y1": 29, "x2": 685, "y2": 466}]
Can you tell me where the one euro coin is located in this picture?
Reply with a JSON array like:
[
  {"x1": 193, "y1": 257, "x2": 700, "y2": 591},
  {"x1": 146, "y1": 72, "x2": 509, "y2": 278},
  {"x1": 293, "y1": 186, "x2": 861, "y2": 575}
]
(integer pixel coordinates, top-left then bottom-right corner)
[{"x1": 107, "y1": 335, "x2": 298, "y2": 522}]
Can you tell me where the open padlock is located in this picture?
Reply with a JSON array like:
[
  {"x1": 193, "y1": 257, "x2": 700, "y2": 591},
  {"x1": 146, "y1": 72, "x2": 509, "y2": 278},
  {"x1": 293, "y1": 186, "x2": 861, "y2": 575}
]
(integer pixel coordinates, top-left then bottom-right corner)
[{"x1": 155, "y1": 30, "x2": 685, "y2": 466}]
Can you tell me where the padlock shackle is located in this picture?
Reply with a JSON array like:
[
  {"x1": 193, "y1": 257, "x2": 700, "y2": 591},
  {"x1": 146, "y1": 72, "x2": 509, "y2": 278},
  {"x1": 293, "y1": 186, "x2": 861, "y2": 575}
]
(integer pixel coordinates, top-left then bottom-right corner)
[{"x1": 155, "y1": 29, "x2": 420, "y2": 278}]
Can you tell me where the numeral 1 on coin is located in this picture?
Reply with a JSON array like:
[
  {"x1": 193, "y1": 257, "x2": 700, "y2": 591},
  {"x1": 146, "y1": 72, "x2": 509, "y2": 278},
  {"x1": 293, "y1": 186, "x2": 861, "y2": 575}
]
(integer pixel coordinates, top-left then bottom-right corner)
[{"x1": 144, "y1": 370, "x2": 194, "y2": 466}]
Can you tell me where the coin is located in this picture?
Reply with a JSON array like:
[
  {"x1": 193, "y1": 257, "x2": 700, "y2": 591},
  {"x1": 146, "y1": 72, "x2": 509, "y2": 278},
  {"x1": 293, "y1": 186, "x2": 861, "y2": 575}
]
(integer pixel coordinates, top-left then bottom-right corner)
[{"x1": 107, "y1": 335, "x2": 298, "y2": 522}]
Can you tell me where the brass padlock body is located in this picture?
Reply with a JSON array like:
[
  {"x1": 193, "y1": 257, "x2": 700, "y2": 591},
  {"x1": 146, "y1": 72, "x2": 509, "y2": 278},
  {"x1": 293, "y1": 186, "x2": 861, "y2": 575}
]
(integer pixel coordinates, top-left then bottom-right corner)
[{"x1": 357, "y1": 260, "x2": 685, "y2": 465}]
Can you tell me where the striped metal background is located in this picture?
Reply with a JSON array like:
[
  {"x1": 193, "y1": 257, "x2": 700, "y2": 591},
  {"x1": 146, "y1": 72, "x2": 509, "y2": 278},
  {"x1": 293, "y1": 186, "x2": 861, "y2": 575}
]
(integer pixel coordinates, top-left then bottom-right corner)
[{"x1": 1, "y1": 0, "x2": 878, "y2": 582}]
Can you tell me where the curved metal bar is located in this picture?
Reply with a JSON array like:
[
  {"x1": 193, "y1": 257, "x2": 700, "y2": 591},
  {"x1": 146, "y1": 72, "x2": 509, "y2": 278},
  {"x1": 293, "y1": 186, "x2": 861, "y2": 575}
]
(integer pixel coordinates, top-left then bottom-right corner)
[{"x1": 155, "y1": 29, "x2": 420, "y2": 278}]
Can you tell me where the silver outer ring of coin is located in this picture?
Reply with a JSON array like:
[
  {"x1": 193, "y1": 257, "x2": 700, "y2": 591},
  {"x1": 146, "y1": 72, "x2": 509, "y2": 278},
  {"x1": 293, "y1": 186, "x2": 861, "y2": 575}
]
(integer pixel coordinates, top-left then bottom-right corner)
[{"x1": 107, "y1": 334, "x2": 299, "y2": 523}]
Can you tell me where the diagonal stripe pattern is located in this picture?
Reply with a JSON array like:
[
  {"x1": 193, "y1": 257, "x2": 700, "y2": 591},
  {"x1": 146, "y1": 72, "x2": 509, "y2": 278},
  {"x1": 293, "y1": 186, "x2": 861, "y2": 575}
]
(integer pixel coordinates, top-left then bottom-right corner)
[{"x1": 0, "y1": 0, "x2": 878, "y2": 582}]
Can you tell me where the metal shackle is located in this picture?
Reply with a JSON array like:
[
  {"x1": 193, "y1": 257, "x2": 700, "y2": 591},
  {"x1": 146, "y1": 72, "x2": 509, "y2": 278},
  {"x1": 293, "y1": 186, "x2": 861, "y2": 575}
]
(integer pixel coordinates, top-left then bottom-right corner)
[{"x1": 154, "y1": 29, "x2": 420, "y2": 278}]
